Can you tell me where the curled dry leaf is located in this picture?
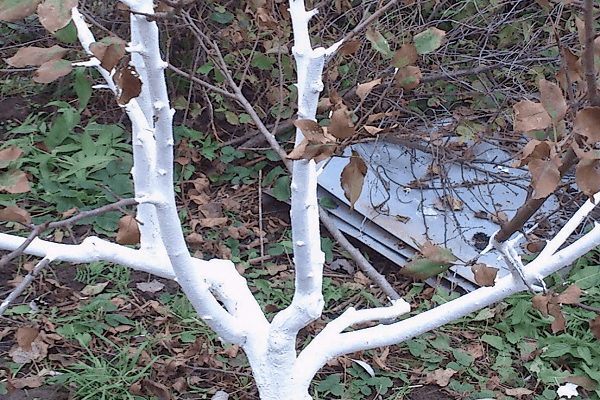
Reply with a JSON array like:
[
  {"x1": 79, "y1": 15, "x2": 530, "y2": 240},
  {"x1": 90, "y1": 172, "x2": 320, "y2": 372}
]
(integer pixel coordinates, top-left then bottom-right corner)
[
  {"x1": 0, "y1": 146, "x2": 24, "y2": 167},
  {"x1": 513, "y1": 100, "x2": 551, "y2": 133},
  {"x1": 340, "y1": 150, "x2": 367, "y2": 210},
  {"x1": 114, "y1": 60, "x2": 143, "y2": 105},
  {"x1": 0, "y1": 205, "x2": 32, "y2": 224},
  {"x1": 513, "y1": 139, "x2": 551, "y2": 168},
  {"x1": 339, "y1": 38, "x2": 361, "y2": 55},
  {"x1": 32, "y1": 59, "x2": 72, "y2": 83},
  {"x1": 573, "y1": 107, "x2": 600, "y2": 143},
  {"x1": 432, "y1": 195, "x2": 463, "y2": 211},
  {"x1": 528, "y1": 157, "x2": 561, "y2": 199},
  {"x1": 0, "y1": 169, "x2": 31, "y2": 193},
  {"x1": 356, "y1": 78, "x2": 382, "y2": 101},
  {"x1": 394, "y1": 66, "x2": 422, "y2": 90},
  {"x1": 5, "y1": 45, "x2": 68, "y2": 67},
  {"x1": 556, "y1": 285, "x2": 581, "y2": 304},
  {"x1": 392, "y1": 43, "x2": 418, "y2": 68},
  {"x1": 90, "y1": 37, "x2": 127, "y2": 71},
  {"x1": 575, "y1": 158, "x2": 600, "y2": 201},
  {"x1": 328, "y1": 102, "x2": 355, "y2": 140},
  {"x1": 471, "y1": 263, "x2": 498, "y2": 286},
  {"x1": 538, "y1": 78, "x2": 567, "y2": 126},
  {"x1": 116, "y1": 215, "x2": 140, "y2": 245},
  {"x1": 37, "y1": 0, "x2": 77, "y2": 33},
  {"x1": 288, "y1": 119, "x2": 337, "y2": 163},
  {"x1": 0, "y1": 0, "x2": 40, "y2": 22},
  {"x1": 590, "y1": 315, "x2": 600, "y2": 340}
]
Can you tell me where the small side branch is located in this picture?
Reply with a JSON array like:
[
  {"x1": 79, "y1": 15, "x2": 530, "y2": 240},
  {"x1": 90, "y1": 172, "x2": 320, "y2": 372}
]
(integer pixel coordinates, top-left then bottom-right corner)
[{"x1": 0, "y1": 258, "x2": 51, "y2": 315}]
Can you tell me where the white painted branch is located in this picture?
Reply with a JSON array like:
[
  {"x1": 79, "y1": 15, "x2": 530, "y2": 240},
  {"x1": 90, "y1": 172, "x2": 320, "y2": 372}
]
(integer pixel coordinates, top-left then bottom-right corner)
[
  {"x1": 0, "y1": 233, "x2": 174, "y2": 278},
  {"x1": 293, "y1": 222, "x2": 600, "y2": 387},
  {"x1": 71, "y1": 7, "x2": 165, "y2": 254}
]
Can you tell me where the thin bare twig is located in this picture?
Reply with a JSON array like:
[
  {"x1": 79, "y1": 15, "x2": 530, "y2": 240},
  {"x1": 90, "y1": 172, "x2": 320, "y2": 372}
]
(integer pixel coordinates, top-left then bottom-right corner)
[
  {"x1": 0, "y1": 258, "x2": 51, "y2": 315},
  {"x1": 583, "y1": 0, "x2": 599, "y2": 106}
]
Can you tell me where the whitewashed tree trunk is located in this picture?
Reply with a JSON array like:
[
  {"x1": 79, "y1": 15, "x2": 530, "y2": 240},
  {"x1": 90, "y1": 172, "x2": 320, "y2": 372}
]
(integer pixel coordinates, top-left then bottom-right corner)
[{"x1": 1, "y1": 0, "x2": 600, "y2": 399}]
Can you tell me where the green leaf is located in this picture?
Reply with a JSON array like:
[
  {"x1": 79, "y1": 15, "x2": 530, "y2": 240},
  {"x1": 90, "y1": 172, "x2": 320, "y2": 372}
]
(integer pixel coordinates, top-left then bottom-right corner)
[
  {"x1": 180, "y1": 331, "x2": 196, "y2": 343},
  {"x1": 272, "y1": 175, "x2": 291, "y2": 201},
  {"x1": 197, "y1": 61, "x2": 214, "y2": 74},
  {"x1": 74, "y1": 68, "x2": 92, "y2": 111},
  {"x1": 210, "y1": 10, "x2": 234, "y2": 24},
  {"x1": 251, "y1": 54, "x2": 276, "y2": 70},
  {"x1": 224, "y1": 111, "x2": 239, "y2": 126},
  {"x1": 406, "y1": 339, "x2": 427, "y2": 357},
  {"x1": 365, "y1": 28, "x2": 392, "y2": 57},
  {"x1": 413, "y1": 27, "x2": 446, "y2": 55},
  {"x1": 319, "y1": 196, "x2": 338, "y2": 210},
  {"x1": 481, "y1": 334, "x2": 505, "y2": 351},
  {"x1": 263, "y1": 166, "x2": 285, "y2": 186},
  {"x1": 53, "y1": 20, "x2": 78, "y2": 44},
  {"x1": 399, "y1": 255, "x2": 453, "y2": 280}
]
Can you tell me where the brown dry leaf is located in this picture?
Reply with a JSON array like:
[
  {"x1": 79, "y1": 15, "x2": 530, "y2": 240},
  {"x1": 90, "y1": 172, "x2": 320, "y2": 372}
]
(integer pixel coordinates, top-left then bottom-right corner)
[
  {"x1": 466, "y1": 343, "x2": 484, "y2": 359},
  {"x1": 140, "y1": 378, "x2": 170, "y2": 400},
  {"x1": 328, "y1": 102, "x2": 355, "y2": 139},
  {"x1": 136, "y1": 280, "x2": 165, "y2": 293},
  {"x1": 185, "y1": 232, "x2": 204, "y2": 246},
  {"x1": 432, "y1": 195, "x2": 463, "y2": 211},
  {"x1": 505, "y1": 387, "x2": 534, "y2": 397},
  {"x1": 339, "y1": 38, "x2": 361, "y2": 55},
  {"x1": 340, "y1": 150, "x2": 367, "y2": 210},
  {"x1": 549, "y1": 303, "x2": 566, "y2": 333},
  {"x1": 538, "y1": 79, "x2": 567, "y2": 126},
  {"x1": 573, "y1": 107, "x2": 600, "y2": 143},
  {"x1": 222, "y1": 344, "x2": 240, "y2": 358},
  {"x1": 575, "y1": 158, "x2": 600, "y2": 199},
  {"x1": 0, "y1": 146, "x2": 24, "y2": 167},
  {"x1": 90, "y1": 37, "x2": 127, "y2": 71},
  {"x1": 172, "y1": 377, "x2": 187, "y2": 393},
  {"x1": 0, "y1": 206, "x2": 31, "y2": 224},
  {"x1": 424, "y1": 368, "x2": 456, "y2": 387},
  {"x1": 255, "y1": 7, "x2": 277, "y2": 30},
  {"x1": 114, "y1": 61, "x2": 142, "y2": 105},
  {"x1": 574, "y1": 16, "x2": 585, "y2": 47},
  {"x1": 513, "y1": 100, "x2": 551, "y2": 133},
  {"x1": 528, "y1": 158, "x2": 561, "y2": 199},
  {"x1": 33, "y1": 58, "x2": 72, "y2": 84},
  {"x1": 366, "y1": 111, "x2": 399, "y2": 123},
  {"x1": 0, "y1": 0, "x2": 40, "y2": 22},
  {"x1": 81, "y1": 281, "x2": 109, "y2": 296},
  {"x1": 0, "y1": 169, "x2": 31, "y2": 193},
  {"x1": 471, "y1": 263, "x2": 498, "y2": 287},
  {"x1": 532, "y1": 293, "x2": 551, "y2": 317},
  {"x1": 37, "y1": 0, "x2": 77, "y2": 33},
  {"x1": 116, "y1": 215, "x2": 140, "y2": 245},
  {"x1": 197, "y1": 217, "x2": 228, "y2": 228},
  {"x1": 356, "y1": 78, "x2": 382, "y2": 101},
  {"x1": 372, "y1": 346, "x2": 391, "y2": 371},
  {"x1": 293, "y1": 119, "x2": 323, "y2": 138},
  {"x1": 363, "y1": 125, "x2": 384, "y2": 135},
  {"x1": 392, "y1": 43, "x2": 418, "y2": 68},
  {"x1": 513, "y1": 140, "x2": 551, "y2": 167},
  {"x1": 394, "y1": 65, "x2": 422, "y2": 90},
  {"x1": 490, "y1": 211, "x2": 508, "y2": 224},
  {"x1": 590, "y1": 316, "x2": 600, "y2": 340},
  {"x1": 9, "y1": 328, "x2": 48, "y2": 364},
  {"x1": 16, "y1": 327, "x2": 39, "y2": 352},
  {"x1": 566, "y1": 375, "x2": 598, "y2": 391},
  {"x1": 5, "y1": 45, "x2": 68, "y2": 67},
  {"x1": 556, "y1": 285, "x2": 581, "y2": 304},
  {"x1": 10, "y1": 376, "x2": 42, "y2": 389},
  {"x1": 287, "y1": 122, "x2": 337, "y2": 163}
]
